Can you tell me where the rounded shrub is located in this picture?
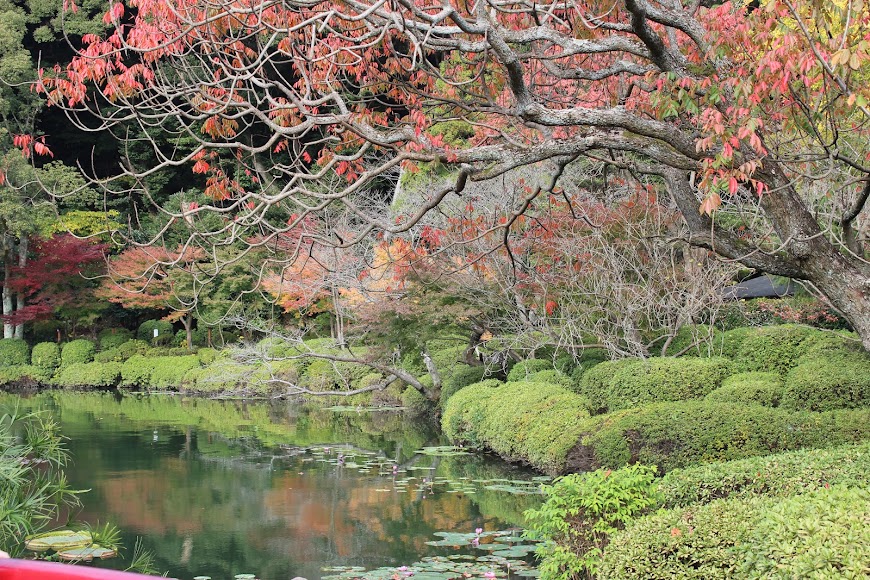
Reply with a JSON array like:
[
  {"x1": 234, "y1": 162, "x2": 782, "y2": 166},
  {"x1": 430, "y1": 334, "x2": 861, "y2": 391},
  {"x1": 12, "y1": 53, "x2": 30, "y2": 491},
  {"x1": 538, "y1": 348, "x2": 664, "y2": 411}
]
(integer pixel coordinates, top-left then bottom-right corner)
[
  {"x1": 187, "y1": 358, "x2": 252, "y2": 393},
  {"x1": 137, "y1": 320, "x2": 174, "y2": 344},
  {"x1": 0, "y1": 365, "x2": 50, "y2": 385},
  {"x1": 0, "y1": 338, "x2": 30, "y2": 367},
  {"x1": 443, "y1": 381, "x2": 591, "y2": 474},
  {"x1": 299, "y1": 358, "x2": 339, "y2": 390},
  {"x1": 93, "y1": 339, "x2": 150, "y2": 363},
  {"x1": 733, "y1": 324, "x2": 822, "y2": 375},
  {"x1": 60, "y1": 339, "x2": 95, "y2": 367},
  {"x1": 31, "y1": 342, "x2": 61, "y2": 374},
  {"x1": 172, "y1": 328, "x2": 207, "y2": 348},
  {"x1": 658, "y1": 439, "x2": 870, "y2": 508},
  {"x1": 506, "y1": 358, "x2": 554, "y2": 381},
  {"x1": 53, "y1": 362, "x2": 122, "y2": 388},
  {"x1": 608, "y1": 357, "x2": 732, "y2": 411},
  {"x1": 572, "y1": 401, "x2": 870, "y2": 473},
  {"x1": 439, "y1": 365, "x2": 487, "y2": 407},
  {"x1": 704, "y1": 371, "x2": 782, "y2": 407},
  {"x1": 576, "y1": 359, "x2": 638, "y2": 412},
  {"x1": 149, "y1": 356, "x2": 201, "y2": 389},
  {"x1": 525, "y1": 369, "x2": 572, "y2": 389},
  {"x1": 197, "y1": 347, "x2": 218, "y2": 365},
  {"x1": 401, "y1": 386, "x2": 431, "y2": 415},
  {"x1": 98, "y1": 328, "x2": 134, "y2": 351},
  {"x1": 781, "y1": 352, "x2": 870, "y2": 411},
  {"x1": 713, "y1": 326, "x2": 755, "y2": 359},
  {"x1": 659, "y1": 324, "x2": 719, "y2": 357}
]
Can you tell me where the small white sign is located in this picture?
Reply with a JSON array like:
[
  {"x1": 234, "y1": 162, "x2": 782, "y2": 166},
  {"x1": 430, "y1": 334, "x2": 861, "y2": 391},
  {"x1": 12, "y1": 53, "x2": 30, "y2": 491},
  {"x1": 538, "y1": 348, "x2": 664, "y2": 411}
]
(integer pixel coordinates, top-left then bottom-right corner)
[{"x1": 153, "y1": 328, "x2": 159, "y2": 338}]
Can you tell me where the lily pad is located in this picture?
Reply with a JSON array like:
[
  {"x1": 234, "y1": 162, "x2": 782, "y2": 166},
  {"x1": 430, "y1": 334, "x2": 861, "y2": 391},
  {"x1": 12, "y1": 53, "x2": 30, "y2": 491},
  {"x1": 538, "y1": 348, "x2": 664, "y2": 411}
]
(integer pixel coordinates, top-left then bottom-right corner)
[
  {"x1": 25, "y1": 530, "x2": 93, "y2": 553},
  {"x1": 56, "y1": 545, "x2": 117, "y2": 562},
  {"x1": 416, "y1": 446, "x2": 471, "y2": 456}
]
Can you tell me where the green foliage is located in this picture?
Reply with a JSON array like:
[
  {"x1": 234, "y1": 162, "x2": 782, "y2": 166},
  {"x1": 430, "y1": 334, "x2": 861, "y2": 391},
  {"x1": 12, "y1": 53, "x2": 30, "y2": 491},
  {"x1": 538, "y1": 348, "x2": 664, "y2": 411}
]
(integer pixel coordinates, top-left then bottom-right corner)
[
  {"x1": 0, "y1": 338, "x2": 29, "y2": 366},
  {"x1": 53, "y1": 362, "x2": 121, "y2": 388},
  {"x1": 658, "y1": 440, "x2": 870, "y2": 508},
  {"x1": 30, "y1": 342, "x2": 60, "y2": 373},
  {"x1": 196, "y1": 347, "x2": 218, "y2": 365},
  {"x1": 136, "y1": 320, "x2": 174, "y2": 344},
  {"x1": 439, "y1": 365, "x2": 487, "y2": 407},
  {"x1": 713, "y1": 326, "x2": 755, "y2": 359},
  {"x1": 781, "y1": 352, "x2": 870, "y2": 411},
  {"x1": 574, "y1": 401, "x2": 870, "y2": 473},
  {"x1": 733, "y1": 324, "x2": 823, "y2": 375},
  {"x1": 599, "y1": 486, "x2": 870, "y2": 579},
  {"x1": 187, "y1": 357, "x2": 252, "y2": 393},
  {"x1": 737, "y1": 486, "x2": 870, "y2": 578},
  {"x1": 93, "y1": 340, "x2": 150, "y2": 363},
  {"x1": 597, "y1": 493, "x2": 762, "y2": 579},
  {"x1": 120, "y1": 355, "x2": 200, "y2": 389},
  {"x1": 659, "y1": 324, "x2": 719, "y2": 357},
  {"x1": 704, "y1": 372, "x2": 782, "y2": 407},
  {"x1": 526, "y1": 370, "x2": 573, "y2": 389},
  {"x1": 443, "y1": 381, "x2": 591, "y2": 474},
  {"x1": 300, "y1": 358, "x2": 339, "y2": 390},
  {"x1": 0, "y1": 409, "x2": 81, "y2": 556},
  {"x1": 60, "y1": 339, "x2": 95, "y2": 367},
  {"x1": 524, "y1": 465, "x2": 662, "y2": 580},
  {"x1": 172, "y1": 328, "x2": 207, "y2": 348},
  {"x1": 575, "y1": 359, "x2": 636, "y2": 409},
  {"x1": 507, "y1": 359, "x2": 555, "y2": 381},
  {"x1": 401, "y1": 386, "x2": 431, "y2": 415},
  {"x1": 0, "y1": 365, "x2": 51, "y2": 385},
  {"x1": 578, "y1": 357, "x2": 732, "y2": 414},
  {"x1": 98, "y1": 328, "x2": 134, "y2": 351}
]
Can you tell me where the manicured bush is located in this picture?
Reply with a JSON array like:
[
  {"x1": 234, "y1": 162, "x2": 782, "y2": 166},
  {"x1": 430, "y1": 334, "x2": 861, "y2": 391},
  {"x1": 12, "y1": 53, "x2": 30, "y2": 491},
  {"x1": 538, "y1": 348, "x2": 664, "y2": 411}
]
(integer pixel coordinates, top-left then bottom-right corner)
[
  {"x1": 439, "y1": 365, "x2": 487, "y2": 407},
  {"x1": 171, "y1": 328, "x2": 206, "y2": 348},
  {"x1": 53, "y1": 362, "x2": 122, "y2": 388},
  {"x1": 576, "y1": 359, "x2": 637, "y2": 411},
  {"x1": 60, "y1": 339, "x2": 95, "y2": 367},
  {"x1": 401, "y1": 386, "x2": 431, "y2": 415},
  {"x1": 659, "y1": 324, "x2": 719, "y2": 357},
  {"x1": 598, "y1": 486, "x2": 870, "y2": 579},
  {"x1": 443, "y1": 381, "x2": 591, "y2": 474},
  {"x1": 713, "y1": 326, "x2": 755, "y2": 359},
  {"x1": 187, "y1": 358, "x2": 252, "y2": 392},
  {"x1": 0, "y1": 365, "x2": 51, "y2": 385},
  {"x1": 149, "y1": 356, "x2": 201, "y2": 389},
  {"x1": 299, "y1": 358, "x2": 339, "y2": 390},
  {"x1": 737, "y1": 486, "x2": 870, "y2": 578},
  {"x1": 93, "y1": 339, "x2": 150, "y2": 363},
  {"x1": 579, "y1": 357, "x2": 732, "y2": 414},
  {"x1": 658, "y1": 439, "x2": 870, "y2": 508},
  {"x1": 98, "y1": 328, "x2": 134, "y2": 351},
  {"x1": 573, "y1": 401, "x2": 870, "y2": 473},
  {"x1": 781, "y1": 352, "x2": 870, "y2": 411},
  {"x1": 136, "y1": 320, "x2": 174, "y2": 344},
  {"x1": 704, "y1": 371, "x2": 782, "y2": 407},
  {"x1": 554, "y1": 355, "x2": 577, "y2": 375},
  {"x1": 525, "y1": 369, "x2": 573, "y2": 389},
  {"x1": 31, "y1": 342, "x2": 61, "y2": 374},
  {"x1": 733, "y1": 324, "x2": 823, "y2": 375},
  {"x1": 507, "y1": 358, "x2": 555, "y2": 381},
  {"x1": 597, "y1": 494, "x2": 764, "y2": 579},
  {"x1": 197, "y1": 347, "x2": 218, "y2": 365},
  {"x1": 0, "y1": 338, "x2": 30, "y2": 367}
]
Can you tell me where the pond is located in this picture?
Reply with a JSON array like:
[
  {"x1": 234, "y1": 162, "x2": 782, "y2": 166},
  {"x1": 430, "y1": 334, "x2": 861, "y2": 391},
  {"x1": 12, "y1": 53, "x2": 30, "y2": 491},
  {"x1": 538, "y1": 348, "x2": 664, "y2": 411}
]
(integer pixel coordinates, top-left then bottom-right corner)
[{"x1": 5, "y1": 392, "x2": 546, "y2": 580}]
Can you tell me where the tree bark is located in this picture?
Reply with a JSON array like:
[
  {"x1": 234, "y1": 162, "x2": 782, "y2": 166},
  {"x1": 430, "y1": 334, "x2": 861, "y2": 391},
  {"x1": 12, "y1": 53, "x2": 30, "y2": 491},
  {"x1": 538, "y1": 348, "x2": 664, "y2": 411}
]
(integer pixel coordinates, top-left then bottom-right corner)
[
  {"x1": 2, "y1": 236, "x2": 13, "y2": 339},
  {"x1": 14, "y1": 235, "x2": 27, "y2": 339}
]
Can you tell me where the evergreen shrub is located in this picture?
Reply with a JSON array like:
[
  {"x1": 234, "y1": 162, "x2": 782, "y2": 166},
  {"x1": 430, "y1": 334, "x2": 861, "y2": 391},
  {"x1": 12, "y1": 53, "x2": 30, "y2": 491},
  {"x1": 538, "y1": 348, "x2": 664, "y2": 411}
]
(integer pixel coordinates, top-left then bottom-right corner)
[
  {"x1": 31, "y1": 342, "x2": 60, "y2": 373},
  {"x1": 60, "y1": 339, "x2": 95, "y2": 367},
  {"x1": 136, "y1": 320, "x2": 173, "y2": 344},
  {"x1": 53, "y1": 362, "x2": 121, "y2": 388},
  {"x1": 704, "y1": 371, "x2": 782, "y2": 407},
  {"x1": 93, "y1": 340, "x2": 150, "y2": 363},
  {"x1": 507, "y1": 359, "x2": 554, "y2": 381},
  {"x1": 574, "y1": 401, "x2": 870, "y2": 473},
  {"x1": 0, "y1": 338, "x2": 30, "y2": 367},
  {"x1": 733, "y1": 324, "x2": 822, "y2": 374},
  {"x1": 781, "y1": 352, "x2": 870, "y2": 411},
  {"x1": 97, "y1": 328, "x2": 133, "y2": 350}
]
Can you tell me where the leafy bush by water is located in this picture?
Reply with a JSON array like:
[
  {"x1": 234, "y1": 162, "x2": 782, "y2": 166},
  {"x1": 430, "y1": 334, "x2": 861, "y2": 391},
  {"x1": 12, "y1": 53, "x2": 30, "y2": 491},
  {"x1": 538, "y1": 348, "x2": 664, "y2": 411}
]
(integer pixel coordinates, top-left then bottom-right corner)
[
  {"x1": 31, "y1": 342, "x2": 60, "y2": 374},
  {"x1": 93, "y1": 340, "x2": 150, "y2": 363},
  {"x1": 574, "y1": 401, "x2": 870, "y2": 473},
  {"x1": 53, "y1": 362, "x2": 122, "y2": 388},
  {"x1": 60, "y1": 339, "x2": 95, "y2": 367},
  {"x1": 0, "y1": 338, "x2": 30, "y2": 367},
  {"x1": 136, "y1": 320, "x2": 173, "y2": 344},
  {"x1": 97, "y1": 328, "x2": 133, "y2": 351}
]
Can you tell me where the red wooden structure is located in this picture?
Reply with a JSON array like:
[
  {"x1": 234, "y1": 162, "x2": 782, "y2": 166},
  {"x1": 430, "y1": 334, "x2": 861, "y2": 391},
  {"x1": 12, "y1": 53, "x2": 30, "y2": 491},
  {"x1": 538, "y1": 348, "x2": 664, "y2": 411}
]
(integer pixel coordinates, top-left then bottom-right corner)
[{"x1": 0, "y1": 559, "x2": 161, "y2": 580}]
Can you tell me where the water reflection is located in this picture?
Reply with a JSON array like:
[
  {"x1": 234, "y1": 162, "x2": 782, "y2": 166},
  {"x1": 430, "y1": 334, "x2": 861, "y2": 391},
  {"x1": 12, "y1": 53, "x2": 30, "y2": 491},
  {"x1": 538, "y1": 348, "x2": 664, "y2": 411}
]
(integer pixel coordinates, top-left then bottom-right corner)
[{"x1": 3, "y1": 393, "x2": 542, "y2": 580}]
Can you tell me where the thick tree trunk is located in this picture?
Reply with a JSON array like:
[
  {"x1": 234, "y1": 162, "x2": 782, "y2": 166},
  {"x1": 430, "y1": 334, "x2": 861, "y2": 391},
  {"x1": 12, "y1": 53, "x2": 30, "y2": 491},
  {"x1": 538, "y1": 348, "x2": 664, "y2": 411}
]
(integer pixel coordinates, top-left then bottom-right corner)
[
  {"x1": 2, "y1": 237, "x2": 13, "y2": 339},
  {"x1": 183, "y1": 313, "x2": 194, "y2": 350}
]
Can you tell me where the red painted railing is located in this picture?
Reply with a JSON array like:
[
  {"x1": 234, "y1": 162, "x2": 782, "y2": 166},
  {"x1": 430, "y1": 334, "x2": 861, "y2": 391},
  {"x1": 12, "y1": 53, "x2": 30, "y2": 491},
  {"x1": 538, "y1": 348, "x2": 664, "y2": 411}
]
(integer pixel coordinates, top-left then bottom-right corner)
[{"x1": 0, "y1": 559, "x2": 161, "y2": 580}]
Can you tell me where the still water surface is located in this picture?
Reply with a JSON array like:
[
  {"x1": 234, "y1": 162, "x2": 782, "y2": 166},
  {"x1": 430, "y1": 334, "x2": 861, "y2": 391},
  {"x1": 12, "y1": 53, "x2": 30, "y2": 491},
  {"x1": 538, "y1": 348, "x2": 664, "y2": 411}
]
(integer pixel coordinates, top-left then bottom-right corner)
[{"x1": 12, "y1": 392, "x2": 544, "y2": 580}]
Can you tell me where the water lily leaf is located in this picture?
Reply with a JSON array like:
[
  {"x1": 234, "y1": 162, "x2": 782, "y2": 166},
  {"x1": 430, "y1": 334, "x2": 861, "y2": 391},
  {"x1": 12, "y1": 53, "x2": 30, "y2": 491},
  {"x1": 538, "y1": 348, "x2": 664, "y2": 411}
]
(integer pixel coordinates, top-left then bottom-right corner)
[
  {"x1": 417, "y1": 446, "x2": 471, "y2": 456},
  {"x1": 56, "y1": 545, "x2": 117, "y2": 561},
  {"x1": 25, "y1": 530, "x2": 93, "y2": 553}
]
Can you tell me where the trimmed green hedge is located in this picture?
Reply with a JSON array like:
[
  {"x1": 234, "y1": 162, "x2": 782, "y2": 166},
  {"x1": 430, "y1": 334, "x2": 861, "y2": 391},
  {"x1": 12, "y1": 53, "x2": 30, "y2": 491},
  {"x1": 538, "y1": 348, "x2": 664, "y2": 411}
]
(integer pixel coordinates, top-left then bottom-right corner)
[
  {"x1": 31, "y1": 342, "x2": 60, "y2": 374},
  {"x1": 507, "y1": 359, "x2": 554, "y2": 381},
  {"x1": 137, "y1": 320, "x2": 174, "y2": 344},
  {"x1": 573, "y1": 401, "x2": 870, "y2": 473},
  {"x1": 60, "y1": 339, "x2": 95, "y2": 367},
  {"x1": 0, "y1": 365, "x2": 51, "y2": 385},
  {"x1": 94, "y1": 340, "x2": 150, "y2": 363},
  {"x1": 575, "y1": 359, "x2": 637, "y2": 410},
  {"x1": 598, "y1": 486, "x2": 870, "y2": 579},
  {"x1": 658, "y1": 439, "x2": 870, "y2": 508},
  {"x1": 781, "y1": 352, "x2": 870, "y2": 411},
  {"x1": 443, "y1": 380, "x2": 591, "y2": 474},
  {"x1": 733, "y1": 324, "x2": 832, "y2": 375},
  {"x1": 120, "y1": 355, "x2": 201, "y2": 389},
  {"x1": 439, "y1": 365, "x2": 487, "y2": 407},
  {"x1": 53, "y1": 362, "x2": 122, "y2": 388},
  {"x1": 525, "y1": 369, "x2": 573, "y2": 389},
  {"x1": 704, "y1": 371, "x2": 782, "y2": 407},
  {"x1": 0, "y1": 338, "x2": 30, "y2": 367},
  {"x1": 98, "y1": 328, "x2": 134, "y2": 350}
]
